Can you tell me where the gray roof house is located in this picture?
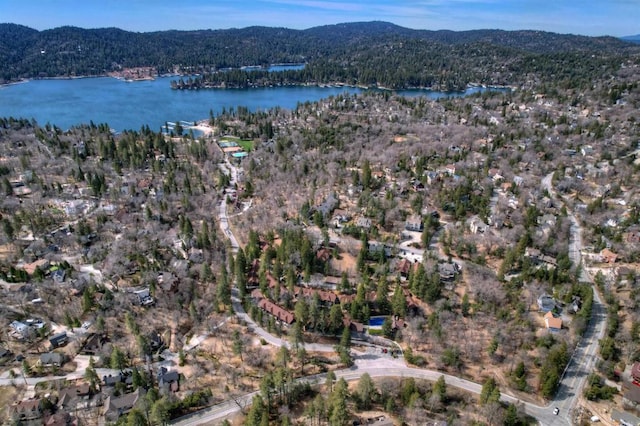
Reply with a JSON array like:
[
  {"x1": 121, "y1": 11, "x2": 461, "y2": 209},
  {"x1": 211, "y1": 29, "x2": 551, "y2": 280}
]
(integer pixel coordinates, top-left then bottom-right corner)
[
  {"x1": 104, "y1": 388, "x2": 144, "y2": 422},
  {"x1": 49, "y1": 331, "x2": 68, "y2": 349},
  {"x1": 39, "y1": 352, "x2": 65, "y2": 367},
  {"x1": 537, "y1": 294, "x2": 556, "y2": 313}
]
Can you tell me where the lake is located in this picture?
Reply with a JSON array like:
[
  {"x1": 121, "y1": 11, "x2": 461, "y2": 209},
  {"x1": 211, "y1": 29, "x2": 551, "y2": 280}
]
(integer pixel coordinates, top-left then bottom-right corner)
[{"x1": 0, "y1": 76, "x2": 504, "y2": 132}]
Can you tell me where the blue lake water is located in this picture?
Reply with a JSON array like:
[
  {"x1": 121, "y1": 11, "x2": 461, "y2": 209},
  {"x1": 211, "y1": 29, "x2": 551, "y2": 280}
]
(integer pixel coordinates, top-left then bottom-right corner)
[{"x1": 0, "y1": 75, "x2": 505, "y2": 132}]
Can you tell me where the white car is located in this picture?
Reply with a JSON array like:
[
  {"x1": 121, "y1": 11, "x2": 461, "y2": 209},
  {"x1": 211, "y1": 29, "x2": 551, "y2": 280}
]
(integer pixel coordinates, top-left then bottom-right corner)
[
  {"x1": 553, "y1": 407, "x2": 560, "y2": 415},
  {"x1": 81, "y1": 321, "x2": 92, "y2": 329}
]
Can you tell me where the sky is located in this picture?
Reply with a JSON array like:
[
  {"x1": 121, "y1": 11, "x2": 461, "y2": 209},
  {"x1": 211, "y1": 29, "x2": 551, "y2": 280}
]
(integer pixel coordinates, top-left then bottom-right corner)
[{"x1": 1, "y1": 0, "x2": 638, "y2": 37}]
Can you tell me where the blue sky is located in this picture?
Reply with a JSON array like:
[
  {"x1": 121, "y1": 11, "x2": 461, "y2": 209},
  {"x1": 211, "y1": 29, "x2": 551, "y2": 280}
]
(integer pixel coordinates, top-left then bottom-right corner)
[{"x1": 1, "y1": 0, "x2": 638, "y2": 37}]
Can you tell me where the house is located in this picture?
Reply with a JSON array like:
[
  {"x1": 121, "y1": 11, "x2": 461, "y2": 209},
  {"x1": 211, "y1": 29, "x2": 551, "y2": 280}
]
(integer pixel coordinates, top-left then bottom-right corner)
[
  {"x1": 157, "y1": 367, "x2": 180, "y2": 393},
  {"x1": 368, "y1": 241, "x2": 391, "y2": 258},
  {"x1": 631, "y1": 362, "x2": 640, "y2": 384},
  {"x1": 316, "y1": 193, "x2": 339, "y2": 218},
  {"x1": 10, "y1": 320, "x2": 34, "y2": 340},
  {"x1": 316, "y1": 247, "x2": 332, "y2": 263},
  {"x1": 544, "y1": 311, "x2": 562, "y2": 331},
  {"x1": 356, "y1": 217, "x2": 372, "y2": 229},
  {"x1": 49, "y1": 331, "x2": 68, "y2": 349},
  {"x1": 343, "y1": 318, "x2": 365, "y2": 336},
  {"x1": 444, "y1": 164, "x2": 456, "y2": 176},
  {"x1": 149, "y1": 332, "x2": 165, "y2": 352},
  {"x1": 488, "y1": 168, "x2": 503, "y2": 182},
  {"x1": 397, "y1": 258, "x2": 413, "y2": 278},
  {"x1": 80, "y1": 333, "x2": 106, "y2": 356},
  {"x1": 405, "y1": 215, "x2": 423, "y2": 232},
  {"x1": 0, "y1": 347, "x2": 11, "y2": 360},
  {"x1": 9, "y1": 398, "x2": 46, "y2": 423},
  {"x1": 133, "y1": 288, "x2": 154, "y2": 306},
  {"x1": 104, "y1": 388, "x2": 144, "y2": 422},
  {"x1": 537, "y1": 294, "x2": 556, "y2": 312},
  {"x1": 44, "y1": 411, "x2": 72, "y2": 426},
  {"x1": 40, "y1": 352, "x2": 65, "y2": 367},
  {"x1": 601, "y1": 248, "x2": 618, "y2": 264},
  {"x1": 468, "y1": 216, "x2": 488, "y2": 234},
  {"x1": 103, "y1": 372, "x2": 128, "y2": 388},
  {"x1": 611, "y1": 408, "x2": 640, "y2": 426},
  {"x1": 623, "y1": 385, "x2": 640, "y2": 411},
  {"x1": 257, "y1": 299, "x2": 295, "y2": 326},
  {"x1": 58, "y1": 383, "x2": 91, "y2": 410},
  {"x1": 22, "y1": 258, "x2": 50, "y2": 276},
  {"x1": 438, "y1": 263, "x2": 459, "y2": 281},
  {"x1": 323, "y1": 276, "x2": 341, "y2": 289},
  {"x1": 52, "y1": 268, "x2": 66, "y2": 283}
]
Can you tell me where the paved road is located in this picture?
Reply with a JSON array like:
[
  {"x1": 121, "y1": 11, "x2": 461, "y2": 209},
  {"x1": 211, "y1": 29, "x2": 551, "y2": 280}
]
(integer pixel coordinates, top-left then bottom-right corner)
[
  {"x1": 539, "y1": 172, "x2": 607, "y2": 425},
  {"x1": 218, "y1": 160, "x2": 240, "y2": 253}
]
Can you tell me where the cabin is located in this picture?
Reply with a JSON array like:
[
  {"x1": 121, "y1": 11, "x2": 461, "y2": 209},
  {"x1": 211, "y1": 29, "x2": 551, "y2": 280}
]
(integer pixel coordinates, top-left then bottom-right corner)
[{"x1": 49, "y1": 331, "x2": 68, "y2": 349}]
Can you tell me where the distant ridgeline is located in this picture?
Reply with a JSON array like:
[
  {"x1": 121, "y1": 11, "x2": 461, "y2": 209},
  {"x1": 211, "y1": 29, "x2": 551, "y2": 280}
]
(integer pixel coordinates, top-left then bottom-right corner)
[{"x1": 1, "y1": 22, "x2": 638, "y2": 90}]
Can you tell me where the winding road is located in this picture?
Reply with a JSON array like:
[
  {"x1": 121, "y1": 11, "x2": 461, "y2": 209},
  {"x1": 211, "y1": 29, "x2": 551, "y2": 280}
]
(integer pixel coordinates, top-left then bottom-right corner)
[{"x1": 169, "y1": 171, "x2": 608, "y2": 426}]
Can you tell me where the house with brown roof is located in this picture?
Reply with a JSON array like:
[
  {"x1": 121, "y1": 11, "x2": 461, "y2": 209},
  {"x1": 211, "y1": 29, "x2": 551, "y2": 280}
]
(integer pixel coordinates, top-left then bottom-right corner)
[
  {"x1": 343, "y1": 318, "x2": 365, "y2": 336},
  {"x1": 9, "y1": 398, "x2": 46, "y2": 423},
  {"x1": 80, "y1": 333, "x2": 106, "y2": 356},
  {"x1": 631, "y1": 362, "x2": 640, "y2": 384},
  {"x1": 58, "y1": 383, "x2": 92, "y2": 411},
  {"x1": 544, "y1": 311, "x2": 562, "y2": 331},
  {"x1": 600, "y1": 248, "x2": 618, "y2": 264},
  {"x1": 257, "y1": 299, "x2": 295, "y2": 326}
]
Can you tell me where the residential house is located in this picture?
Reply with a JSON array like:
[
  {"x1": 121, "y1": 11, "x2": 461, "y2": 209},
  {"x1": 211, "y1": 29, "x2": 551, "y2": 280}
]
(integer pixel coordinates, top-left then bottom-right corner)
[
  {"x1": 323, "y1": 276, "x2": 341, "y2": 289},
  {"x1": 58, "y1": 383, "x2": 91, "y2": 411},
  {"x1": 468, "y1": 216, "x2": 488, "y2": 234},
  {"x1": 52, "y1": 268, "x2": 66, "y2": 284},
  {"x1": 104, "y1": 388, "x2": 144, "y2": 423},
  {"x1": 40, "y1": 352, "x2": 65, "y2": 367},
  {"x1": 157, "y1": 367, "x2": 180, "y2": 393},
  {"x1": 22, "y1": 258, "x2": 50, "y2": 276},
  {"x1": 438, "y1": 262, "x2": 460, "y2": 281},
  {"x1": 343, "y1": 318, "x2": 365, "y2": 337},
  {"x1": 9, "y1": 398, "x2": 46, "y2": 424},
  {"x1": 316, "y1": 193, "x2": 338, "y2": 218},
  {"x1": 623, "y1": 385, "x2": 640, "y2": 413},
  {"x1": 544, "y1": 311, "x2": 562, "y2": 331},
  {"x1": 405, "y1": 215, "x2": 423, "y2": 232},
  {"x1": 356, "y1": 217, "x2": 372, "y2": 229},
  {"x1": 10, "y1": 320, "x2": 34, "y2": 340},
  {"x1": 600, "y1": 248, "x2": 618, "y2": 264},
  {"x1": 397, "y1": 258, "x2": 414, "y2": 279},
  {"x1": 133, "y1": 288, "x2": 154, "y2": 306},
  {"x1": 44, "y1": 411, "x2": 72, "y2": 426},
  {"x1": 257, "y1": 299, "x2": 295, "y2": 326},
  {"x1": 631, "y1": 362, "x2": 640, "y2": 384},
  {"x1": 316, "y1": 247, "x2": 332, "y2": 263},
  {"x1": 488, "y1": 168, "x2": 503, "y2": 182},
  {"x1": 49, "y1": 332, "x2": 68, "y2": 349},
  {"x1": 369, "y1": 241, "x2": 391, "y2": 257},
  {"x1": 103, "y1": 372, "x2": 130, "y2": 388},
  {"x1": 611, "y1": 408, "x2": 640, "y2": 426},
  {"x1": 332, "y1": 209, "x2": 351, "y2": 227},
  {"x1": 444, "y1": 164, "x2": 456, "y2": 176},
  {"x1": 581, "y1": 145, "x2": 594, "y2": 156},
  {"x1": 80, "y1": 333, "x2": 106, "y2": 356},
  {"x1": 537, "y1": 294, "x2": 556, "y2": 312},
  {"x1": 0, "y1": 346, "x2": 11, "y2": 360}
]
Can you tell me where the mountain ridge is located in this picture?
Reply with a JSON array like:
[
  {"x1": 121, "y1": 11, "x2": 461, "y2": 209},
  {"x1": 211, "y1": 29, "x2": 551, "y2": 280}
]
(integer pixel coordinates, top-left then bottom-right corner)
[{"x1": 1, "y1": 21, "x2": 637, "y2": 87}]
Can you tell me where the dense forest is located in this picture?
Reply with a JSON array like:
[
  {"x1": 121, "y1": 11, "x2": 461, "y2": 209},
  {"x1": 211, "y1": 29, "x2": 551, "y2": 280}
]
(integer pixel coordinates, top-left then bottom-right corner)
[{"x1": 1, "y1": 21, "x2": 638, "y2": 90}]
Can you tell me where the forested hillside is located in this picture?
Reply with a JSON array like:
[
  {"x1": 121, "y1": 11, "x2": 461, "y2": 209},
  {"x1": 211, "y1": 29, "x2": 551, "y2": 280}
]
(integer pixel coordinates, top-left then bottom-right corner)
[{"x1": 1, "y1": 21, "x2": 638, "y2": 89}]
